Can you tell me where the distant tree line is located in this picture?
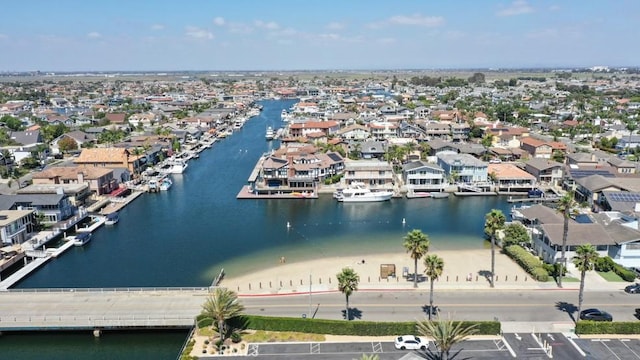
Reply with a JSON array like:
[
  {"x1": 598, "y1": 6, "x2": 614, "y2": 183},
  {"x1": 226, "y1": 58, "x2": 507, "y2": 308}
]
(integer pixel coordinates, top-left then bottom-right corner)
[{"x1": 409, "y1": 76, "x2": 468, "y2": 88}]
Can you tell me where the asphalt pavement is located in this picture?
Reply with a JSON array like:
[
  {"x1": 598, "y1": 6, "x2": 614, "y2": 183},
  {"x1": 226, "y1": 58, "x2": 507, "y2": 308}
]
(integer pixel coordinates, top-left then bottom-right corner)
[{"x1": 197, "y1": 334, "x2": 595, "y2": 359}]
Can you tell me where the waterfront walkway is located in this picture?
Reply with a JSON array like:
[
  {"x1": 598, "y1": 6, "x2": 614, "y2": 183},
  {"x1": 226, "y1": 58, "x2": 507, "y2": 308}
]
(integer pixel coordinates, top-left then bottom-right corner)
[{"x1": 0, "y1": 288, "x2": 210, "y2": 331}]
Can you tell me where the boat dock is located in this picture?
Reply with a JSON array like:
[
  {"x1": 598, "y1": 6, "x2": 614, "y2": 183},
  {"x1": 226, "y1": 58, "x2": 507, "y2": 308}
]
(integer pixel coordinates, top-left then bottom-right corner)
[
  {"x1": 76, "y1": 215, "x2": 106, "y2": 233},
  {"x1": 236, "y1": 185, "x2": 318, "y2": 199}
]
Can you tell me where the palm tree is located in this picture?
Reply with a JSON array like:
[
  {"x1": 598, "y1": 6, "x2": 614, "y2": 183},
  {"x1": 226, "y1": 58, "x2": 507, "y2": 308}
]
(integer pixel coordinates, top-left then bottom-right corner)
[
  {"x1": 556, "y1": 191, "x2": 577, "y2": 288},
  {"x1": 424, "y1": 254, "x2": 444, "y2": 320},
  {"x1": 416, "y1": 315, "x2": 478, "y2": 360},
  {"x1": 403, "y1": 229, "x2": 430, "y2": 288},
  {"x1": 573, "y1": 244, "x2": 599, "y2": 322},
  {"x1": 201, "y1": 287, "x2": 245, "y2": 344},
  {"x1": 484, "y1": 209, "x2": 506, "y2": 288},
  {"x1": 337, "y1": 267, "x2": 360, "y2": 321}
]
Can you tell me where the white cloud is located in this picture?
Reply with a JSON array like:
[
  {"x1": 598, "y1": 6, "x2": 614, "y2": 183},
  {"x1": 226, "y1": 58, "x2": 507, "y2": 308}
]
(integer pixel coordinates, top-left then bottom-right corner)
[
  {"x1": 526, "y1": 28, "x2": 558, "y2": 39},
  {"x1": 388, "y1": 14, "x2": 445, "y2": 27},
  {"x1": 0, "y1": 34, "x2": 8, "y2": 40},
  {"x1": 319, "y1": 33, "x2": 341, "y2": 40},
  {"x1": 445, "y1": 30, "x2": 465, "y2": 40},
  {"x1": 213, "y1": 17, "x2": 225, "y2": 26},
  {"x1": 87, "y1": 32, "x2": 101, "y2": 38},
  {"x1": 497, "y1": 0, "x2": 534, "y2": 16},
  {"x1": 151, "y1": 24, "x2": 165, "y2": 31},
  {"x1": 367, "y1": 14, "x2": 444, "y2": 29},
  {"x1": 549, "y1": 5, "x2": 561, "y2": 11},
  {"x1": 185, "y1": 26, "x2": 214, "y2": 40},
  {"x1": 377, "y1": 37, "x2": 396, "y2": 44},
  {"x1": 254, "y1": 20, "x2": 280, "y2": 30},
  {"x1": 228, "y1": 22, "x2": 253, "y2": 34},
  {"x1": 326, "y1": 22, "x2": 345, "y2": 31}
]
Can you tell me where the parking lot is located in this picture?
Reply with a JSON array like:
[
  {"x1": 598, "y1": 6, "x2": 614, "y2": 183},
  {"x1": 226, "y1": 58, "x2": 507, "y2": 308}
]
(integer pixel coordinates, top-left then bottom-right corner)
[
  {"x1": 202, "y1": 338, "x2": 515, "y2": 359},
  {"x1": 576, "y1": 338, "x2": 640, "y2": 360},
  {"x1": 199, "y1": 334, "x2": 637, "y2": 359}
]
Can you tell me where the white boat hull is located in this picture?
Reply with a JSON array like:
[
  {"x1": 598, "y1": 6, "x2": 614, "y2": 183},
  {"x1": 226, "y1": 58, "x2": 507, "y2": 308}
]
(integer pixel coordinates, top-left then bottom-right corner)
[{"x1": 337, "y1": 191, "x2": 394, "y2": 202}]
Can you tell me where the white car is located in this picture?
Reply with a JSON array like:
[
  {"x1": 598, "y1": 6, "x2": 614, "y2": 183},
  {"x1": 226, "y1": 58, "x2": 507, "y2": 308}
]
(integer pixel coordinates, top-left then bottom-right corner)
[{"x1": 394, "y1": 335, "x2": 429, "y2": 350}]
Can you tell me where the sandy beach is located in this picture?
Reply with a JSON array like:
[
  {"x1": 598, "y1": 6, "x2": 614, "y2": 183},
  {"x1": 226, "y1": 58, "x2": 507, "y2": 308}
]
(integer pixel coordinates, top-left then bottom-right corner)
[{"x1": 221, "y1": 249, "x2": 539, "y2": 295}]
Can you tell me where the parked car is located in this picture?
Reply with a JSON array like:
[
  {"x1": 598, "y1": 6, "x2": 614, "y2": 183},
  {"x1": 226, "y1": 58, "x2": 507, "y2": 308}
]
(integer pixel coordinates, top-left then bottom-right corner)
[
  {"x1": 579, "y1": 308, "x2": 613, "y2": 322},
  {"x1": 625, "y1": 284, "x2": 640, "y2": 294},
  {"x1": 394, "y1": 335, "x2": 429, "y2": 350}
]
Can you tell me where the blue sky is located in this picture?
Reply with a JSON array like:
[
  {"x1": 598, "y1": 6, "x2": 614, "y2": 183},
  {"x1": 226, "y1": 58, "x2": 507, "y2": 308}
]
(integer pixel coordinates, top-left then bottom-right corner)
[{"x1": 1, "y1": 0, "x2": 638, "y2": 72}]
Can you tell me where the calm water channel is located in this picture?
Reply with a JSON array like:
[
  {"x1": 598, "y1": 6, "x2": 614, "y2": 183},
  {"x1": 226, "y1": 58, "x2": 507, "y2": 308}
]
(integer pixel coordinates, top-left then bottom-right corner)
[{"x1": 3, "y1": 99, "x2": 513, "y2": 359}]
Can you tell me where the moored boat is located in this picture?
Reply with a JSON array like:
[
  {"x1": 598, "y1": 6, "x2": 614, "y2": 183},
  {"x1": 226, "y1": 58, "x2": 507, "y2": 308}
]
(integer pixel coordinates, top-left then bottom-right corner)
[
  {"x1": 105, "y1": 212, "x2": 119, "y2": 225},
  {"x1": 159, "y1": 177, "x2": 172, "y2": 191},
  {"x1": 429, "y1": 192, "x2": 450, "y2": 199},
  {"x1": 265, "y1": 126, "x2": 275, "y2": 140},
  {"x1": 69, "y1": 232, "x2": 92, "y2": 246},
  {"x1": 334, "y1": 182, "x2": 394, "y2": 202}
]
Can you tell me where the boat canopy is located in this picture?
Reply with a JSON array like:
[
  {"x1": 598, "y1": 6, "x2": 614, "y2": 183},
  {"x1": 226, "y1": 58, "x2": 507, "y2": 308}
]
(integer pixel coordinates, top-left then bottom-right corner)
[
  {"x1": 76, "y1": 232, "x2": 91, "y2": 241},
  {"x1": 106, "y1": 213, "x2": 119, "y2": 221}
]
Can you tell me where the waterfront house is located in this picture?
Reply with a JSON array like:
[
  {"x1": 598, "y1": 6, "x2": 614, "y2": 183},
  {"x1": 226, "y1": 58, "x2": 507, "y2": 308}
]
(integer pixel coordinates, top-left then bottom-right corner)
[
  {"x1": 74, "y1": 148, "x2": 145, "y2": 175},
  {"x1": 402, "y1": 161, "x2": 446, "y2": 192},
  {"x1": 536, "y1": 221, "x2": 615, "y2": 263},
  {"x1": 289, "y1": 120, "x2": 340, "y2": 138},
  {"x1": 599, "y1": 191, "x2": 640, "y2": 214},
  {"x1": 342, "y1": 160, "x2": 394, "y2": 189},
  {"x1": 523, "y1": 158, "x2": 564, "y2": 187},
  {"x1": 0, "y1": 210, "x2": 35, "y2": 245},
  {"x1": 488, "y1": 163, "x2": 536, "y2": 193},
  {"x1": 17, "y1": 183, "x2": 90, "y2": 207},
  {"x1": 32, "y1": 166, "x2": 118, "y2": 196},
  {"x1": 436, "y1": 152, "x2": 488, "y2": 184},
  {"x1": 573, "y1": 174, "x2": 629, "y2": 205},
  {"x1": 358, "y1": 140, "x2": 386, "y2": 160},
  {"x1": 0, "y1": 193, "x2": 75, "y2": 224}
]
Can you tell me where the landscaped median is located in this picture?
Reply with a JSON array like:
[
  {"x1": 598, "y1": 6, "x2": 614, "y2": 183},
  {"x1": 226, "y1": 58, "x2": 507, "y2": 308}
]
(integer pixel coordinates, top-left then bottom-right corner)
[{"x1": 238, "y1": 315, "x2": 501, "y2": 336}]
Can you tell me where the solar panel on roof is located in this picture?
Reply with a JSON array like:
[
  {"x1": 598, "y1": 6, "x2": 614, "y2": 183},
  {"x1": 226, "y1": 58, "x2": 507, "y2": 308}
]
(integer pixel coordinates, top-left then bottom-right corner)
[{"x1": 607, "y1": 192, "x2": 640, "y2": 202}]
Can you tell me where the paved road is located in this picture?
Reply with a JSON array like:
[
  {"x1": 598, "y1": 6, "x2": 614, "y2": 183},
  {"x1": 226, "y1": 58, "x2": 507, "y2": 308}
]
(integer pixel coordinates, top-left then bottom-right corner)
[
  {"x1": 1, "y1": 288, "x2": 638, "y2": 330},
  {"x1": 241, "y1": 288, "x2": 640, "y2": 323}
]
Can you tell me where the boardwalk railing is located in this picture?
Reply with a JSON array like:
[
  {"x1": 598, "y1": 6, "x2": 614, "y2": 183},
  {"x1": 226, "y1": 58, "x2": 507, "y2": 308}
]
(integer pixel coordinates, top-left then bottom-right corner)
[{"x1": 0, "y1": 314, "x2": 195, "y2": 330}]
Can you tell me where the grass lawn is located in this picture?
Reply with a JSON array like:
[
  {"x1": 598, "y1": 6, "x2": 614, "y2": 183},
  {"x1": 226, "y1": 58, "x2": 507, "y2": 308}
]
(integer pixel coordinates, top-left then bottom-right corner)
[
  {"x1": 597, "y1": 271, "x2": 630, "y2": 282},
  {"x1": 547, "y1": 276, "x2": 580, "y2": 283}
]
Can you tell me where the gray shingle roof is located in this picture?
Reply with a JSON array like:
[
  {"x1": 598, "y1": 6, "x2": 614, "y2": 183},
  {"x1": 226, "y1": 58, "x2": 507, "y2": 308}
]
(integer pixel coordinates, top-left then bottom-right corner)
[{"x1": 540, "y1": 223, "x2": 615, "y2": 246}]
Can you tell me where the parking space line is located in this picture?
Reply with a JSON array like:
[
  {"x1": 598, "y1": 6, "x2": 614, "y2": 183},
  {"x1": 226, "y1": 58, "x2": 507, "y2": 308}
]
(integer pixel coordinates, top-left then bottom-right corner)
[
  {"x1": 620, "y1": 340, "x2": 640, "y2": 359},
  {"x1": 310, "y1": 343, "x2": 320, "y2": 354},
  {"x1": 565, "y1": 335, "x2": 586, "y2": 357},
  {"x1": 600, "y1": 340, "x2": 622, "y2": 360},
  {"x1": 500, "y1": 336, "x2": 517, "y2": 358},
  {"x1": 371, "y1": 341, "x2": 383, "y2": 353}
]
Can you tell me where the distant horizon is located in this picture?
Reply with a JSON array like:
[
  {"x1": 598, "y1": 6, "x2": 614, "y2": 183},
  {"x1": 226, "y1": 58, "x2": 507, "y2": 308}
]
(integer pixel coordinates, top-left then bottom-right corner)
[
  {"x1": 1, "y1": 65, "x2": 637, "y2": 75},
  {"x1": 1, "y1": 1, "x2": 638, "y2": 72}
]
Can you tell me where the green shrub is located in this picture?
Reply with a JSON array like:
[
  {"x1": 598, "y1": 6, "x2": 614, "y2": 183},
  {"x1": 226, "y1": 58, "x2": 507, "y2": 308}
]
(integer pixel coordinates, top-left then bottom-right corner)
[
  {"x1": 613, "y1": 264, "x2": 636, "y2": 282},
  {"x1": 595, "y1": 257, "x2": 615, "y2": 272},
  {"x1": 531, "y1": 267, "x2": 549, "y2": 282},
  {"x1": 242, "y1": 315, "x2": 500, "y2": 336},
  {"x1": 503, "y1": 245, "x2": 549, "y2": 281},
  {"x1": 576, "y1": 321, "x2": 640, "y2": 335},
  {"x1": 197, "y1": 317, "x2": 213, "y2": 329}
]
